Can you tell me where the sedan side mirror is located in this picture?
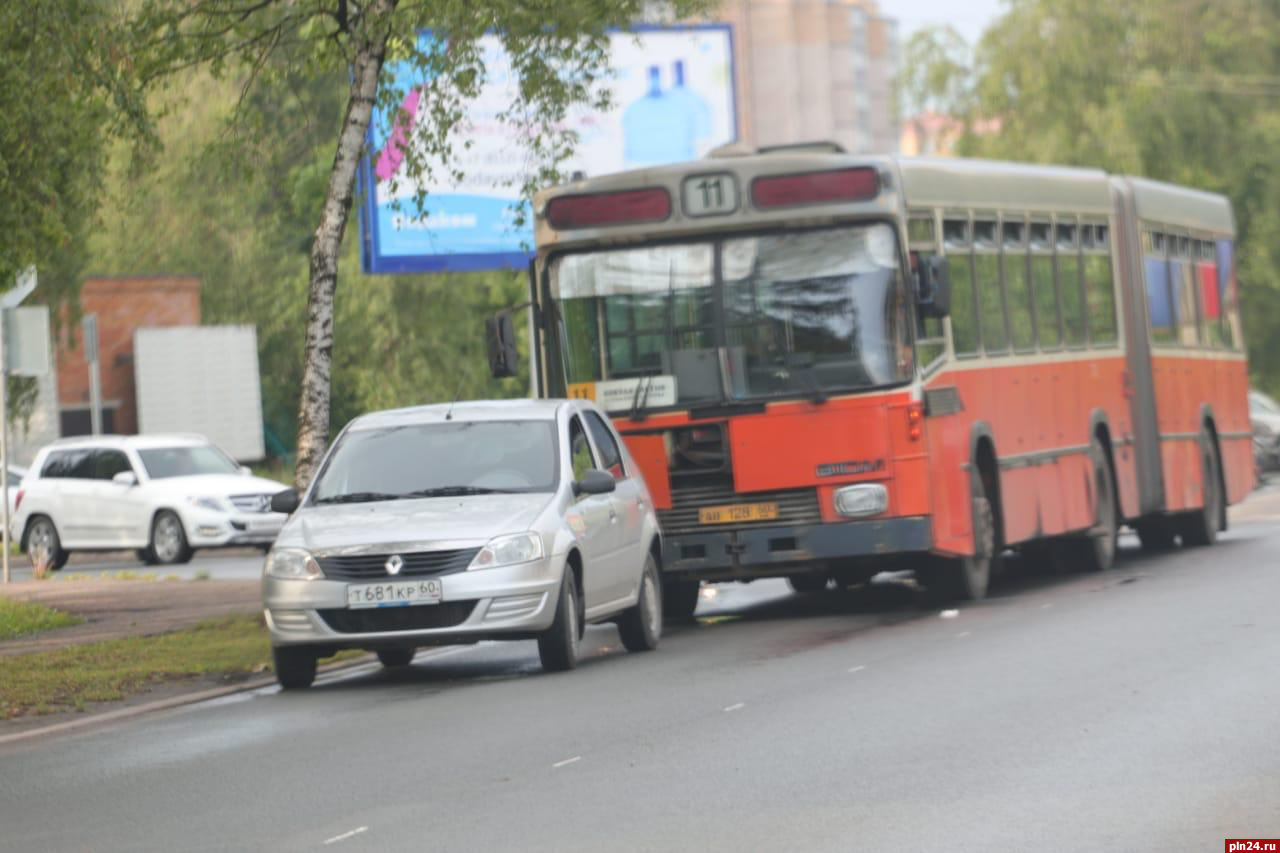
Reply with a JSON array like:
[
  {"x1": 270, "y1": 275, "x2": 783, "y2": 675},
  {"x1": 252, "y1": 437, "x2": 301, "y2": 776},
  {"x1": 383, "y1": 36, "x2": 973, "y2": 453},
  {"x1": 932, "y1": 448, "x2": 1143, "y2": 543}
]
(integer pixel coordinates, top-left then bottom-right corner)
[
  {"x1": 573, "y1": 469, "x2": 616, "y2": 497},
  {"x1": 270, "y1": 489, "x2": 300, "y2": 514},
  {"x1": 112, "y1": 471, "x2": 138, "y2": 487},
  {"x1": 486, "y1": 313, "x2": 519, "y2": 379},
  {"x1": 915, "y1": 254, "x2": 951, "y2": 318}
]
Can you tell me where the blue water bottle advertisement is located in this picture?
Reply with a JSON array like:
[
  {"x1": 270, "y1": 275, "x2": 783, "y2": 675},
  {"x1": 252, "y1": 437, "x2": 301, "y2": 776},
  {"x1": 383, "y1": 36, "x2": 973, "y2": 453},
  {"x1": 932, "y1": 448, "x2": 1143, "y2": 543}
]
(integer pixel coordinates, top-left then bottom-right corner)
[{"x1": 360, "y1": 25, "x2": 737, "y2": 274}]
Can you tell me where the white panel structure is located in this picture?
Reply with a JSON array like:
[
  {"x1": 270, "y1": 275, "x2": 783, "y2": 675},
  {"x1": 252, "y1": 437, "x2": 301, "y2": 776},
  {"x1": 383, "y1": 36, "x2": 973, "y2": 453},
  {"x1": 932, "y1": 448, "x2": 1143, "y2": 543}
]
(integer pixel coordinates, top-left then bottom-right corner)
[{"x1": 134, "y1": 326, "x2": 265, "y2": 461}]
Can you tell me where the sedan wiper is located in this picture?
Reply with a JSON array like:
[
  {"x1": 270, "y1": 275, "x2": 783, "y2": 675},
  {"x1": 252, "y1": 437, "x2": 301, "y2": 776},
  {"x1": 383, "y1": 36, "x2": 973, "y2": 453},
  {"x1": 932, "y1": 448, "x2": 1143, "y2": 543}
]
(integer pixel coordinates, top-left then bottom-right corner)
[
  {"x1": 404, "y1": 486, "x2": 516, "y2": 498},
  {"x1": 312, "y1": 491, "x2": 405, "y2": 505}
]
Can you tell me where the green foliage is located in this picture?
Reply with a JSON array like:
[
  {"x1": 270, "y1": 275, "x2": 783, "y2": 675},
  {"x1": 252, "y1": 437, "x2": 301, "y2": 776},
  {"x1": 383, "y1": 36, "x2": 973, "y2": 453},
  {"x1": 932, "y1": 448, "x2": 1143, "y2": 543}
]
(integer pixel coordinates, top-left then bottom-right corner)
[
  {"x1": 89, "y1": 69, "x2": 531, "y2": 451},
  {"x1": 902, "y1": 0, "x2": 1280, "y2": 396},
  {"x1": 0, "y1": 1, "x2": 149, "y2": 313}
]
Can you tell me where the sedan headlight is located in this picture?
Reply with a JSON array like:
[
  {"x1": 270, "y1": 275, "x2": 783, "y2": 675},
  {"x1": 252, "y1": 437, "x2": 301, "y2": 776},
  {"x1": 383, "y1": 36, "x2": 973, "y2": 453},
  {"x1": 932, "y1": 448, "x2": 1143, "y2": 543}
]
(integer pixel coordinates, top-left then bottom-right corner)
[
  {"x1": 265, "y1": 548, "x2": 323, "y2": 580},
  {"x1": 468, "y1": 533, "x2": 544, "y2": 570},
  {"x1": 186, "y1": 496, "x2": 226, "y2": 513}
]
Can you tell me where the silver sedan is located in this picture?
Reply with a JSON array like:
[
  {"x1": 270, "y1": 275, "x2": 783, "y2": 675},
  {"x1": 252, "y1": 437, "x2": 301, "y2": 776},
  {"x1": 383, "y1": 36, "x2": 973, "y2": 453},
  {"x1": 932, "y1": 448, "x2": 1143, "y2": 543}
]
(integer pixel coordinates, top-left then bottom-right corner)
[{"x1": 262, "y1": 399, "x2": 663, "y2": 688}]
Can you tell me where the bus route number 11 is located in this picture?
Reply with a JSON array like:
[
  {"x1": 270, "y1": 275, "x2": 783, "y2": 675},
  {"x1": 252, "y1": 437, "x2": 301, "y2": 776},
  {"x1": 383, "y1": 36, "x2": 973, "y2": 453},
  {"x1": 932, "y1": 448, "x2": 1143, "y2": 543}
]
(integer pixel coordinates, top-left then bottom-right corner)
[{"x1": 682, "y1": 173, "x2": 738, "y2": 218}]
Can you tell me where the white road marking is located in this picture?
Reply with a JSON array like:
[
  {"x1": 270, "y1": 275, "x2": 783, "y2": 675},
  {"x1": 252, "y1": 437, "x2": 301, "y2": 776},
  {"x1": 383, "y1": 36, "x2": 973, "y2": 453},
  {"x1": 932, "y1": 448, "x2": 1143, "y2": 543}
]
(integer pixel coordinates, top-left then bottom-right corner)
[
  {"x1": 723, "y1": 702, "x2": 745, "y2": 713},
  {"x1": 323, "y1": 826, "x2": 368, "y2": 845},
  {"x1": 956, "y1": 631, "x2": 971, "y2": 638},
  {"x1": 940, "y1": 609, "x2": 960, "y2": 619},
  {"x1": 552, "y1": 756, "x2": 581, "y2": 769},
  {"x1": 847, "y1": 665, "x2": 867, "y2": 674},
  {"x1": 1040, "y1": 603, "x2": 1053, "y2": 609}
]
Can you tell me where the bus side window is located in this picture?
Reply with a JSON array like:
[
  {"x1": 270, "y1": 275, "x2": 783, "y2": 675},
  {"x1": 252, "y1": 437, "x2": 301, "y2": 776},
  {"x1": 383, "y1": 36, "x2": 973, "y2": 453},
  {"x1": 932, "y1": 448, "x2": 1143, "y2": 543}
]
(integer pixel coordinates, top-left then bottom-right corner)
[
  {"x1": 974, "y1": 219, "x2": 1006, "y2": 353},
  {"x1": 1059, "y1": 227, "x2": 1086, "y2": 346},
  {"x1": 1003, "y1": 219, "x2": 1035, "y2": 352},
  {"x1": 1172, "y1": 236, "x2": 1201, "y2": 346},
  {"x1": 1198, "y1": 240, "x2": 1226, "y2": 348},
  {"x1": 1084, "y1": 223, "x2": 1118, "y2": 345},
  {"x1": 944, "y1": 218, "x2": 979, "y2": 357},
  {"x1": 1144, "y1": 231, "x2": 1176, "y2": 345},
  {"x1": 1035, "y1": 222, "x2": 1062, "y2": 349},
  {"x1": 1216, "y1": 239, "x2": 1241, "y2": 350}
]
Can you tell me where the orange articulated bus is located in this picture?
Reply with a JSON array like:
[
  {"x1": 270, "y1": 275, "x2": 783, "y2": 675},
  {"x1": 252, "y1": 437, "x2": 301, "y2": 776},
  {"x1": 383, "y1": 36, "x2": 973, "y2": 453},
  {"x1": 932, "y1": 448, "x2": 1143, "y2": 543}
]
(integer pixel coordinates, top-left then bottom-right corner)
[{"x1": 489, "y1": 145, "x2": 1254, "y2": 620}]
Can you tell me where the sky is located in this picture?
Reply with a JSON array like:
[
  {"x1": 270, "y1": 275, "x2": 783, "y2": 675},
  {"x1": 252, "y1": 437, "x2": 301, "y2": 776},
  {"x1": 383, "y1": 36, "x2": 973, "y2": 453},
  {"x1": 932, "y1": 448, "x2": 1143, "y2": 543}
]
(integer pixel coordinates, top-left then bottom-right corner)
[{"x1": 886, "y1": 0, "x2": 1007, "y2": 46}]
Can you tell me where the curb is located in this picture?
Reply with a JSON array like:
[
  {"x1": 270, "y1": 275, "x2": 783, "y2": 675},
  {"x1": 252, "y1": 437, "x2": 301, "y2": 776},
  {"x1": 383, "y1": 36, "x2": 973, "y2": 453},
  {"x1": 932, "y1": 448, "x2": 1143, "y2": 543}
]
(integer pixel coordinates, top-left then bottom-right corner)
[{"x1": 0, "y1": 653, "x2": 379, "y2": 748}]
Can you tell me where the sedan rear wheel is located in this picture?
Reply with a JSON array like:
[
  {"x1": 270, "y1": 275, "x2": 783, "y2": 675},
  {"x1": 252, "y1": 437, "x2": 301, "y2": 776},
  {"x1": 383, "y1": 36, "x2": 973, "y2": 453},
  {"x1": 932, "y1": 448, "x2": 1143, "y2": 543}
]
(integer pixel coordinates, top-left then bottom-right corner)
[
  {"x1": 538, "y1": 568, "x2": 581, "y2": 672},
  {"x1": 618, "y1": 554, "x2": 662, "y2": 653},
  {"x1": 26, "y1": 516, "x2": 68, "y2": 573}
]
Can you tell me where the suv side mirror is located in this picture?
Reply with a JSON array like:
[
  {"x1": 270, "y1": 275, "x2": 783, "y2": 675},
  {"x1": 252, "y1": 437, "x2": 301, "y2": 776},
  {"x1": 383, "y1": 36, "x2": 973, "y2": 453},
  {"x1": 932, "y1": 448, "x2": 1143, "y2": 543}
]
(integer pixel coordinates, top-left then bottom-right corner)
[
  {"x1": 915, "y1": 254, "x2": 951, "y2": 318},
  {"x1": 112, "y1": 471, "x2": 138, "y2": 487},
  {"x1": 486, "y1": 313, "x2": 519, "y2": 379},
  {"x1": 573, "y1": 469, "x2": 616, "y2": 497},
  {"x1": 270, "y1": 488, "x2": 300, "y2": 514}
]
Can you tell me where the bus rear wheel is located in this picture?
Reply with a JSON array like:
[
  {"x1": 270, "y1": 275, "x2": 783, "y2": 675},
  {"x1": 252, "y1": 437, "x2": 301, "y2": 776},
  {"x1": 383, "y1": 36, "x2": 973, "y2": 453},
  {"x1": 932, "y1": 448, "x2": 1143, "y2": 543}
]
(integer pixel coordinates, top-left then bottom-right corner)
[
  {"x1": 1178, "y1": 433, "x2": 1222, "y2": 547},
  {"x1": 1064, "y1": 437, "x2": 1118, "y2": 573}
]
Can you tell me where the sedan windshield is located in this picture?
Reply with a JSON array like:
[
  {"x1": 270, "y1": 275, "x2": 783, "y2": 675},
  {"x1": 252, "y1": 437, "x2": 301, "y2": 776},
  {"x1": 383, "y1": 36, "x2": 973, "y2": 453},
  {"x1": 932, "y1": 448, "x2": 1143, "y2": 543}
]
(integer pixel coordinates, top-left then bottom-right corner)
[
  {"x1": 137, "y1": 446, "x2": 240, "y2": 479},
  {"x1": 549, "y1": 223, "x2": 912, "y2": 412},
  {"x1": 310, "y1": 420, "x2": 558, "y2": 504}
]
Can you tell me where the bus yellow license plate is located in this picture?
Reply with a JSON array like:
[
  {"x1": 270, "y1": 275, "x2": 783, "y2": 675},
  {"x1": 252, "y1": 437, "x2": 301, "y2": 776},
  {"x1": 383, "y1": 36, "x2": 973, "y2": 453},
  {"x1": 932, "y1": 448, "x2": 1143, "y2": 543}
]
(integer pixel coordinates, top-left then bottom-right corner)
[{"x1": 698, "y1": 502, "x2": 780, "y2": 525}]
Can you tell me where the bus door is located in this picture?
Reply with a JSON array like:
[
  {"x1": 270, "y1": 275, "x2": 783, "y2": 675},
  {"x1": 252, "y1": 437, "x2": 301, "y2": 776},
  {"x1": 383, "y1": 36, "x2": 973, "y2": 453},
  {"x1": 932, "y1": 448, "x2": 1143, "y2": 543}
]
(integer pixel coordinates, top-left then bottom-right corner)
[{"x1": 1111, "y1": 179, "x2": 1165, "y2": 515}]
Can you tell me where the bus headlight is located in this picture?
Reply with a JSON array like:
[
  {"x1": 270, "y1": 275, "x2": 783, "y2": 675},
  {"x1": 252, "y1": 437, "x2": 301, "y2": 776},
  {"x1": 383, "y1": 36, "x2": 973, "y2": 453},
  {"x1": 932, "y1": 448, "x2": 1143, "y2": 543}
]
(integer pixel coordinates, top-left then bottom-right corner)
[{"x1": 834, "y1": 484, "x2": 888, "y2": 518}]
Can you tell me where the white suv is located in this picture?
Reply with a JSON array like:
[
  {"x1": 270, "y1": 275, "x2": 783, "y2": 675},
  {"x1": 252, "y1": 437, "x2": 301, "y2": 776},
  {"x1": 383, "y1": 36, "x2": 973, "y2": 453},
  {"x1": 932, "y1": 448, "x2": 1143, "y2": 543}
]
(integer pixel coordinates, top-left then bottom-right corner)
[{"x1": 14, "y1": 435, "x2": 291, "y2": 569}]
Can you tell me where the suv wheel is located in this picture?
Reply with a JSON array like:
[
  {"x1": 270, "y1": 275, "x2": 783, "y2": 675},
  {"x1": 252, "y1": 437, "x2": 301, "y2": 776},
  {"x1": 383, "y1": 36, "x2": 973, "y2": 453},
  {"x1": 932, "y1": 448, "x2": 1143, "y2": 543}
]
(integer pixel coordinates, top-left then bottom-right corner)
[
  {"x1": 618, "y1": 554, "x2": 662, "y2": 653},
  {"x1": 26, "y1": 516, "x2": 68, "y2": 572},
  {"x1": 147, "y1": 511, "x2": 193, "y2": 565},
  {"x1": 538, "y1": 568, "x2": 581, "y2": 672},
  {"x1": 273, "y1": 646, "x2": 317, "y2": 689}
]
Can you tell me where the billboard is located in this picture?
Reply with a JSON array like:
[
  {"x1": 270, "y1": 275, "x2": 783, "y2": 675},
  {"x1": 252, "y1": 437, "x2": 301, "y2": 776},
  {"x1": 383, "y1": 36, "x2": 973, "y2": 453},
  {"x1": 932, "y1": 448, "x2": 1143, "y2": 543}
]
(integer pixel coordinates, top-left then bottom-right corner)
[{"x1": 359, "y1": 25, "x2": 737, "y2": 274}]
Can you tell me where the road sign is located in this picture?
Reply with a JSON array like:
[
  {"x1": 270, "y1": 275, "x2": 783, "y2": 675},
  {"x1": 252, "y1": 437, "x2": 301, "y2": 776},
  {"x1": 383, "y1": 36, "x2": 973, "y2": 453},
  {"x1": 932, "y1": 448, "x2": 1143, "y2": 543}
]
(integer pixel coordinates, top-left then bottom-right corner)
[
  {"x1": 2, "y1": 266, "x2": 36, "y2": 309},
  {"x1": 5, "y1": 306, "x2": 50, "y2": 377}
]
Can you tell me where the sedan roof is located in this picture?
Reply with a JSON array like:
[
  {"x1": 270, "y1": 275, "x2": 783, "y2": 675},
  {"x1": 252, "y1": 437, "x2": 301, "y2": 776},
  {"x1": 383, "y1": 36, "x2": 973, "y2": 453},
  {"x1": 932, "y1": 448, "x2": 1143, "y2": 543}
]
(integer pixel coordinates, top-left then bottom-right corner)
[{"x1": 349, "y1": 399, "x2": 568, "y2": 431}]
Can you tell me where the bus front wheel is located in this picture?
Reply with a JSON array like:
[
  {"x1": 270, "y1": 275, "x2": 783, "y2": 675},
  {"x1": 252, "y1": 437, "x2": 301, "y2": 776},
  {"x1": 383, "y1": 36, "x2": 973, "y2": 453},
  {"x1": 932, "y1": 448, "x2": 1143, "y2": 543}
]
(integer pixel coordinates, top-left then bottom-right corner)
[{"x1": 925, "y1": 475, "x2": 995, "y2": 602}]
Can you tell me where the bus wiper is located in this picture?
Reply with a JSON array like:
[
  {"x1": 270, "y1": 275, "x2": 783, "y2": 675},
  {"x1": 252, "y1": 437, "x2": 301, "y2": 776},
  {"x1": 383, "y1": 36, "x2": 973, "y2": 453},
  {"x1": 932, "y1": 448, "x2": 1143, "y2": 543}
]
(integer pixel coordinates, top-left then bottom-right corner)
[
  {"x1": 628, "y1": 374, "x2": 654, "y2": 422},
  {"x1": 404, "y1": 486, "x2": 515, "y2": 497},
  {"x1": 779, "y1": 356, "x2": 827, "y2": 404},
  {"x1": 313, "y1": 491, "x2": 405, "y2": 505}
]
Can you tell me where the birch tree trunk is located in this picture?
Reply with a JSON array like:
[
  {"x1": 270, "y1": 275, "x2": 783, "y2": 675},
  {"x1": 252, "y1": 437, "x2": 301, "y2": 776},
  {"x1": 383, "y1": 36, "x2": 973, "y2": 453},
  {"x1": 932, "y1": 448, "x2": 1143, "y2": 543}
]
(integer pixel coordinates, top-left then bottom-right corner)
[{"x1": 294, "y1": 0, "x2": 397, "y2": 490}]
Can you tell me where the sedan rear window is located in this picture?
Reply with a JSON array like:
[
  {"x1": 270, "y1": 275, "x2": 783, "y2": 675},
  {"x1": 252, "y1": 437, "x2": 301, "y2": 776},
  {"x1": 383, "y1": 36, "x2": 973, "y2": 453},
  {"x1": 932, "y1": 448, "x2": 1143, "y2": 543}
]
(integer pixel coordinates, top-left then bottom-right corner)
[{"x1": 311, "y1": 420, "x2": 558, "y2": 503}]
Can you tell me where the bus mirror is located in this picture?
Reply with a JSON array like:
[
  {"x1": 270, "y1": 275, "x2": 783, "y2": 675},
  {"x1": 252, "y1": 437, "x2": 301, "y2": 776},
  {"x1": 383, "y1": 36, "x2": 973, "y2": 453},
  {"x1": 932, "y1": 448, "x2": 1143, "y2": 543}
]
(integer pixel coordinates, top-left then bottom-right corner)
[
  {"x1": 486, "y1": 313, "x2": 519, "y2": 379},
  {"x1": 918, "y1": 255, "x2": 951, "y2": 318}
]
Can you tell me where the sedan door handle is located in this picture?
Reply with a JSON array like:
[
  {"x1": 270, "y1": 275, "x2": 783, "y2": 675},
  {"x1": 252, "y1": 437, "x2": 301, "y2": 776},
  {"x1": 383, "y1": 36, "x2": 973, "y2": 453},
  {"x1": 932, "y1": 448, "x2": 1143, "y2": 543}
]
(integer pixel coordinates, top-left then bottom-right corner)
[{"x1": 609, "y1": 507, "x2": 618, "y2": 523}]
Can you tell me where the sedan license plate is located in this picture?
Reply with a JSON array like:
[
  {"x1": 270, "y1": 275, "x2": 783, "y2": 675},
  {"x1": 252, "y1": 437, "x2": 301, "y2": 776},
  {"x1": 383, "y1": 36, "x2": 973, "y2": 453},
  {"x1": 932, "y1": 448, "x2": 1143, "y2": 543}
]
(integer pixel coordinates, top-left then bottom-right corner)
[
  {"x1": 347, "y1": 579, "x2": 443, "y2": 609},
  {"x1": 698, "y1": 502, "x2": 780, "y2": 525}
]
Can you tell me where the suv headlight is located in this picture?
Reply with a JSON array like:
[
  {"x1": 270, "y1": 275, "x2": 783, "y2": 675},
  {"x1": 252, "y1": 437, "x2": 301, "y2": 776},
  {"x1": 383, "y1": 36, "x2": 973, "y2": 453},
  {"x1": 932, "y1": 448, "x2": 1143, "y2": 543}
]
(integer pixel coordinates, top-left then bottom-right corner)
[
  {"x1": 186, "y1": 496, "x2": 226, "y2": 513},
  {"x1": 265, "y1": 548, "x2": 323, "y2": 580},
  {"x1": 468, "y1": 533, "x2": 543, "y2": 570}
]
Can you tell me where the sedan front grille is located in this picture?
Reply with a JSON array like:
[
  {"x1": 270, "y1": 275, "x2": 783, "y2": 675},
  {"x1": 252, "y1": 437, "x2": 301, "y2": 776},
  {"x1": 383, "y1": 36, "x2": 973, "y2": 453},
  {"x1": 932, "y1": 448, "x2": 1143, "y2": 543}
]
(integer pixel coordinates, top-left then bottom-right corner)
[
  {"x1": 316, "y1": 548, "x2": 480, "y2": 581},
  {"x1": 318, "y1": 601, "x2": 477, "y2": 634},
  {"x1": 658, "y1": 482, "x2": 822, "y2": 537},
  {"x1": 229, "y1": 494, "x2": 274, "y2": 514}
]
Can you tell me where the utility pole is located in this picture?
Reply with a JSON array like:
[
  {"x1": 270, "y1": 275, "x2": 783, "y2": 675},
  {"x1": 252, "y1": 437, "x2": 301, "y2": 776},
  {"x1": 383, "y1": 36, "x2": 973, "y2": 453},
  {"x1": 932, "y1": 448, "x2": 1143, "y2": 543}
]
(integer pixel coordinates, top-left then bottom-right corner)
[{"x1": 84, "y1": 314, "x2": 102, "y2": 435}]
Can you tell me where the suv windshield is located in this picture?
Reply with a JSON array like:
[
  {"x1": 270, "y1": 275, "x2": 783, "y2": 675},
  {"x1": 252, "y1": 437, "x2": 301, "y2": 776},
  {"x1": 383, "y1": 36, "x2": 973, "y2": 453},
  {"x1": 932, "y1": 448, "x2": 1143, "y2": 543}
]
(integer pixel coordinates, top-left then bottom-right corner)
[
  {"x1": 549, "y1": 223, "x2": 912, "y2": 411},
  {"x1": 310, "y1": 420, "x2": 558, "y2": 504},
  {"x1": 137, "y1": 445, "x2": 240, "y2": 479}
]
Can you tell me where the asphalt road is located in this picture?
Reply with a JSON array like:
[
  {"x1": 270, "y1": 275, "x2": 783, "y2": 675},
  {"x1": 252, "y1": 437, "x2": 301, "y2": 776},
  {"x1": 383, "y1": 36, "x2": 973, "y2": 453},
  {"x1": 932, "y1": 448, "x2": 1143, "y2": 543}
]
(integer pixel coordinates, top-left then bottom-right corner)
[
  {"x1": 2, "y1": 522, "x2": 1278, "y2": 852},
  {"x1": 2, "y1": 548, "x2": 267, "y2": 582}
]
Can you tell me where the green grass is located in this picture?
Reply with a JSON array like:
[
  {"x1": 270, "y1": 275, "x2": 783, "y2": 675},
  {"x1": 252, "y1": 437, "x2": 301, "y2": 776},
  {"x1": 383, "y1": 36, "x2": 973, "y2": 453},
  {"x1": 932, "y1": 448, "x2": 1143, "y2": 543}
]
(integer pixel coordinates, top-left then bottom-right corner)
[
  {"x1": 0, "y1": 615, "x2": 370, "y2": 719},
  {"x1": 0, "y1": 614, "x2": 271, "y2": 719},
  {"x1": 0, "y1": 599, "x2": 83, "y2": 641}
]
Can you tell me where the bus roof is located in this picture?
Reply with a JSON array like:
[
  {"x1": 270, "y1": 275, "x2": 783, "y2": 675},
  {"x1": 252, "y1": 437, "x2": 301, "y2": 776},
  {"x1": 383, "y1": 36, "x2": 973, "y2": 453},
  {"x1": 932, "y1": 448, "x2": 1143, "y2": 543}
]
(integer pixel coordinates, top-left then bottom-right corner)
[{"x1": 533, "y1": 146, "x2": 1234, "y2": 250}]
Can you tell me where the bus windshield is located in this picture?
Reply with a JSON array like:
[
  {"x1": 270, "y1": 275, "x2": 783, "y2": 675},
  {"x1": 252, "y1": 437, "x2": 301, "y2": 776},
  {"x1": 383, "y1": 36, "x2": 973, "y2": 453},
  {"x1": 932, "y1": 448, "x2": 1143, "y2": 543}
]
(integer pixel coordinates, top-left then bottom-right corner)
[{"x1": 548, "y1": 223, "x2": 912, "y2": 410}]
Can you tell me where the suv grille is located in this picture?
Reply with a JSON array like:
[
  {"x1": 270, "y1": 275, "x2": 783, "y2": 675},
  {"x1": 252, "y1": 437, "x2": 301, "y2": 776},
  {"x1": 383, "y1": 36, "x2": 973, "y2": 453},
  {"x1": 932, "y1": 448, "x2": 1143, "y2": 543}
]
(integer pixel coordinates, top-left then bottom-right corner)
[
  {"x1": 317, "y1": 549, "x2": 480, "y2": 581},
  {"x1": 229, "y1": 494, "x2": 273, "y2": 514},
  {"x1": 658, "y1": 481, "x2": 822, "y2": 536},
  {"x1": 318, "y1": 601, "x2": 477, "y2": 634}
]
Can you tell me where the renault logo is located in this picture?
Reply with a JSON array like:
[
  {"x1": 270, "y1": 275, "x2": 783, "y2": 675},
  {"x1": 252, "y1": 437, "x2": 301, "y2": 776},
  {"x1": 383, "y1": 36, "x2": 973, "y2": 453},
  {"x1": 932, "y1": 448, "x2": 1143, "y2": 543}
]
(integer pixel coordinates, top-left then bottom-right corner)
[{"x1": 385, "y1": 555, "x2": 404, "y2": 576}]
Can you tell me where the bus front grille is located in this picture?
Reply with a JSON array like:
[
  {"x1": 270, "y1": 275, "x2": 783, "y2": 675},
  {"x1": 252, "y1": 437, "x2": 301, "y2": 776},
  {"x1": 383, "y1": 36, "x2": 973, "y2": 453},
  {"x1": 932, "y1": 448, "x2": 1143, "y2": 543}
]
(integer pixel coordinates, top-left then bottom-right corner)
[{"x1": 658, "y1": 482, "x2": 822, "y2": 537}]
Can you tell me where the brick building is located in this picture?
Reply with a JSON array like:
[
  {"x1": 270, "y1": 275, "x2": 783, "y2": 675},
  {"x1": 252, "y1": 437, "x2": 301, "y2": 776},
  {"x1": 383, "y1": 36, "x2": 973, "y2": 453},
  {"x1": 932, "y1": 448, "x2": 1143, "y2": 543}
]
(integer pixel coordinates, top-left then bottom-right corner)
[{"x1": 57, "y1": 276, "x2": 201, "y2": 437}]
